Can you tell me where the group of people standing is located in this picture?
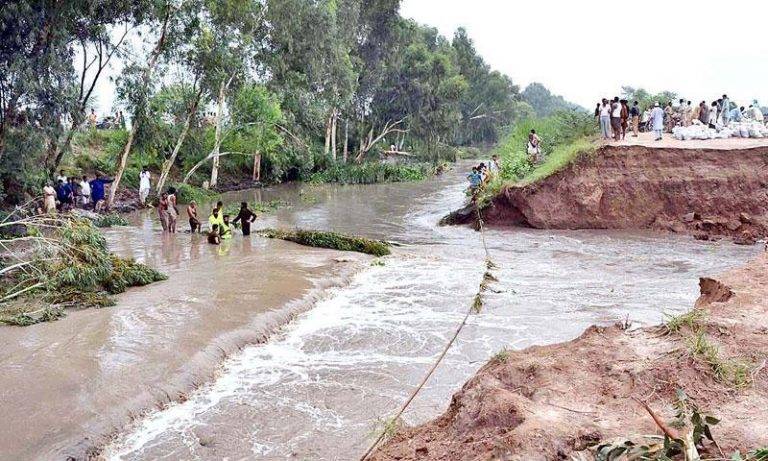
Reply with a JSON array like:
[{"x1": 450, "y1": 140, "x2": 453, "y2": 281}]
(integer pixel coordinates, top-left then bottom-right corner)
[
  {"x1": 597, "y1": 94, "x2": 765, "y2": 142},
  {"x1": 203, "y1": 201, "x2": 258, "y2": 245},
  {"x1": 596, "y1": 97, "x2": 642, "y2": 141},
  {"x1": 42, "y1": 170, "x2": 114, "y2": 213}
]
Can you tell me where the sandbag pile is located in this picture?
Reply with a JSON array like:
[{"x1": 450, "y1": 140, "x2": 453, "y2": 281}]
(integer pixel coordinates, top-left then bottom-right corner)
[{"x1": 672, "y1": 120, "x2": 768, "y2": 140}]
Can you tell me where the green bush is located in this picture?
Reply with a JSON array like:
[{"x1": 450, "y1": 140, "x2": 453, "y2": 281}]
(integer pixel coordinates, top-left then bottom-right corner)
[
  {"x1": 258, "y1": 228, "x2": 391, "y2": 256},
  {"x1": 308, "y1": 162, "x2": 431, "y2": 184},
  {"x1": 496, "y1": 111, "x2": 597, "y2": 183}
]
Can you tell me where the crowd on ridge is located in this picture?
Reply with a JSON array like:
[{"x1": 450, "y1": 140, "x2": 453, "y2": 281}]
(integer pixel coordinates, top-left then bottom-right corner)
[{"x1": 596, "y1": 95, "x2": 766, "y2": 141}]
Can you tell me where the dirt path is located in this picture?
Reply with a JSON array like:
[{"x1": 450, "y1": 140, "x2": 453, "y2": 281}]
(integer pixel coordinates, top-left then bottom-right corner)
[
  {"x1": 608, "y1": 131, "x2": 768, "y2": 150},
  {"x1": 371, "y1": 253, "x2": 768, "y2": 460}
]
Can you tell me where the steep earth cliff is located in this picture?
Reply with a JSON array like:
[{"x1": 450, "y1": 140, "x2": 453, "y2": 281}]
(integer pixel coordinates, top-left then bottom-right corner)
[
  {"x1": 371, "y1": 253, "x2": 768, "y2": 460},
  {"x1": 445, "y1": 145, "x2": 768, "y2": 243}
]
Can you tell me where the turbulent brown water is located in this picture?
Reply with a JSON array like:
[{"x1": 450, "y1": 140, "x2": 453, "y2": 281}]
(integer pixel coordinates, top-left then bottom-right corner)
[{"x1": 0, "y1": 164, "x2": 759, "y2": 460}]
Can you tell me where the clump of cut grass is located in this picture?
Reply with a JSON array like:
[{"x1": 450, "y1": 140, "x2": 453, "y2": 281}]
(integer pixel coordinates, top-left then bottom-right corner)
[
  {"x1": 308, "y1": 162, "x2": 431, "y2": 185},
  {"x1": 91, "y1": 213, "x2": 129, "y2": 228},
  {"x1": 0, "y1": 218, "x2": 166, "y2": 326},
  {"x1": 258, "y1": 228, "x2": 391, "y2": 257},
  {"x1": 368, "y1": 417, "x2": 401, "y2": 443}
]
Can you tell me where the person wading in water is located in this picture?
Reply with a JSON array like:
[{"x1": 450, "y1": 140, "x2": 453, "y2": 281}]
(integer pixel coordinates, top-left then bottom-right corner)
[{"x1": 232, "y1": 202, "x2": 257, "y2": 236}]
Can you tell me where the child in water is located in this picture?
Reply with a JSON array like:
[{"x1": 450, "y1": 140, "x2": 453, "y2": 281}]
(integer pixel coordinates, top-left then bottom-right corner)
[{"x1": 208, "y1": 224, "x2": 221, "y2": 245}]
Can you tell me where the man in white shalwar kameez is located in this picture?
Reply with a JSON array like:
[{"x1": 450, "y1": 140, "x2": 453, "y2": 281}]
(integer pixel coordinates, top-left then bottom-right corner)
[{"x1": 650, "y1": 102, "x2": 665, "y2": 141}]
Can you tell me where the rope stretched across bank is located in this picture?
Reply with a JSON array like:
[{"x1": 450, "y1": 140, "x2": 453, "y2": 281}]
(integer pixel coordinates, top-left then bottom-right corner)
[{"x1": 359, "y1": 206, "x2": 495, "y2": 460}]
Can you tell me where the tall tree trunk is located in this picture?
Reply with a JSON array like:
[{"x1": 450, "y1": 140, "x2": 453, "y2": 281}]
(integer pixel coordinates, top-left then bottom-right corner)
[
  {"x1": 323, "y1": 112, "x2": 332, "y2": 157},
  {"x1": 209, "y1": 80, "x2": 227, "y2": 189},
  {"x1": 107, "y1": 12, "x2": 171, "y2": 208},
  {"x1": 343, "y1": 119, "x2": 349, "y2": 163},
  {"x1": 330, "y1": 109, "x2": 337, "y2": 161},
  {"x1": 252, "y1": 151, "x2": 261, "y2": 181},
  {"x1": 156, "y1": 87, "x2": 202, "y2": 194}
]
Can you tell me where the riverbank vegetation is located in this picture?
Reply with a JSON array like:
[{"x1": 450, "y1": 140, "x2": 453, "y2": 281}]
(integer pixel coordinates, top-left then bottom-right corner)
[
  {"x1": 0, "y1": 217, "x2": 166, "y2": 326},
  {"x1": 308, "y1": 162, "x2": 432, "y2": 185},
  {"x1": 0, "y1": 2, "x2": 579, "y2": 209},
  {"x1": 258, "y1": 229, "x2": 390, "y2": 256},
  {"x1": 472, "y1": 112, "x2": 596, "y2": 204}
]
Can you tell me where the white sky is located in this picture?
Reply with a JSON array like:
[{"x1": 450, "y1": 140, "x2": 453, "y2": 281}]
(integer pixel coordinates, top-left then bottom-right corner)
[
  {"x1": 400, "y1": 0, "x2": 768, "y2": 108},
  {"x1": 93, "y1": 0, "x2": 768, "y2": 114}
]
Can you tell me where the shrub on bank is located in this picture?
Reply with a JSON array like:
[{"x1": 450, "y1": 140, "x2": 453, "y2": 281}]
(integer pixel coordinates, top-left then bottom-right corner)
[{"x1": 496, "y1": 111, "x2": 597, "y2": 183}]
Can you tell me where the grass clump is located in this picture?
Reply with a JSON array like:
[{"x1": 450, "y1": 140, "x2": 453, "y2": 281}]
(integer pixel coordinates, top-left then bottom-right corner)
[
  {"x1": 0, "y1": 218, "x2": 166, "y2": 326},
  {"x1": 308, "y1": 162, "x2": 432, "y2": 185},
  {"x1": 91, "y1": 213, "x2": 129, "y2": 228},
  {"x1": 493, "y1": 347, "x2": 511, "y2": 364},
  {"x1": 258, "y1": 228, "x2": 391, "y2": 256},
  {"x1": 665, "y1": 308, "x2": 754, "y2": 388},
  {"x1": 665, "y1": 308, "x2": 707, "y2": 333}
]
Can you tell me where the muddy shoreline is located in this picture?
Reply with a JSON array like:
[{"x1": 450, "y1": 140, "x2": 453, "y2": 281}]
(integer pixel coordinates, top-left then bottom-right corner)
[
  {"x1": 371, "y1": 253, "x2": 768, "y2": 460},
  {"x1": 443, "y1": 144, "x2": 768, "y2": 244}
]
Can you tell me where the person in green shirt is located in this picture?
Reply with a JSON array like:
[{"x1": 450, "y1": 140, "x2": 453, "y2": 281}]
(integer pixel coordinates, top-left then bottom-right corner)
[
  {"x1": 209, "y1": 203, "x2": 224, "y2": 230},
  {"x1": 220, "y1": 214, "x2": 233, "y2": 239}
]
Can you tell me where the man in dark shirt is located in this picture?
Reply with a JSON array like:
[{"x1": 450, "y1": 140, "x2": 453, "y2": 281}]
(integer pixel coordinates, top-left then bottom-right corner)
[
  {"x1": 629, "y1": 101, "x2": 641, "y2": 137},
  {"x1": 232, "y1": 202, "x2": 257, "y2": 236}
]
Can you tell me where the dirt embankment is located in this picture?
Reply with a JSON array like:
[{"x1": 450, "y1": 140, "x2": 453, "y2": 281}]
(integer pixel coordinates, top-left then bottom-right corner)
[
  {"x1": 371, "y1": 253, "x2": 768, "y2": 460},
  {"x1": 444, "y1": 145, "x2": 768, "y2": 242}
]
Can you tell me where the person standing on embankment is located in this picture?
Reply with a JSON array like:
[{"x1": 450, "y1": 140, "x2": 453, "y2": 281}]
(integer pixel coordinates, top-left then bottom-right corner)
[
  {"x1": 650, "y1": 102, "x2": 664, "y2": 141},
  {"x1": 599, "y1": 99, "x2": 612, "y2": 139},
  {"x1": 610, "y1": 97, "x2": 622, "y2": 141}
]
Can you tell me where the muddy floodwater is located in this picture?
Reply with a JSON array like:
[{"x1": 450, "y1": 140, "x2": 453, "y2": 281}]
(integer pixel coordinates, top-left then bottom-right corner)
[{"x1": 0, "y1": 164, "x2": 760, "y2": 460}]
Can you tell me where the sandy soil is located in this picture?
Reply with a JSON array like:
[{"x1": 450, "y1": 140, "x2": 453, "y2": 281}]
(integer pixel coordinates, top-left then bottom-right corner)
[
  {"x1": 371, "y1": 253, "x2": 768, "y2": 460},
  {"x1": 607, "y1": 131, "x2": 768, "y2": 150}
]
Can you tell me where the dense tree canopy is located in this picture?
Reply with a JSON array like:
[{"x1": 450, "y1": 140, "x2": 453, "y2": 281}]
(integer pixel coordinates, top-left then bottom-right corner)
[{"x1": 0, "y1": 0, "x2": 575, "y2": 205}]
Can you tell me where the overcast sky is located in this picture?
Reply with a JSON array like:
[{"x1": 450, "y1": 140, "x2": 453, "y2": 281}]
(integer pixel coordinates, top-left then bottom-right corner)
[
  {"x1": 93, "y1": 0, "x2": 768, "y2": 113},
  {"x1": 400, "y1": 0, "x2": 768, "y2": 108}
]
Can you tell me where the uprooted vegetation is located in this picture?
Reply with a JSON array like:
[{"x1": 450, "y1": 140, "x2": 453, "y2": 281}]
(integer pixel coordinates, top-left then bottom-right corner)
[
  {"x1": 257, "y1": 228, "x2": 390, "y2": 257},
  {"x1": 0, "y1": 216, "x2": 166, "y2": 326}
]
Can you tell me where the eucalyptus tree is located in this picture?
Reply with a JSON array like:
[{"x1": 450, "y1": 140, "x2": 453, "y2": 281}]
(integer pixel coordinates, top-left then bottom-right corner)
[{"x1": 0, "y1": 0, "x2": 146, "y2": 202}]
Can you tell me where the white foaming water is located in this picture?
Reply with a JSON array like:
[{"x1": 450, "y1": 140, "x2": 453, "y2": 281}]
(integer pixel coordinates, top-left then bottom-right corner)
[{"x1": 104, "y1": 172, "x2": 759, "y2": 460}]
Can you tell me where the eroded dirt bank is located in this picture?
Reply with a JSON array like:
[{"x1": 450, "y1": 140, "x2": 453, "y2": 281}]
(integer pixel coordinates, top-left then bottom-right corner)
[
  {"x1": 371, "y1": 253, "x2": 768, "y2": 460},
  {"x1": 446, "y1": 145, "x2": 768, "y2": 242}
]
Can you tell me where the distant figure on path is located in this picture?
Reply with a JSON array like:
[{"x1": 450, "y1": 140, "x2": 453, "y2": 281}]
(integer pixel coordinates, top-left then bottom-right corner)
[
  {"x1": 233, "y1": 202, "x2": 257, "y2": 236},
  {"x1": 139, "y1": 166, "x2": 151, "y2": 206},
  {"x1": 599, "y1": 99, "x2": 612, "y2": 139},
  {"x1": 610, "y1": 97, "x2": 622, "y2": 141},
  {"x1": 56, "y1": 170, "x2": 67, "y2": 184},
  {"x1": 467, "y1": 167, "x2": 482, "y2": 197},
  {"x1": 619, "y1": 100, "x2": 629, "y2": 140},
  {"x1": 664, "y1": 102, "x2": 675, "y2": 132},
  {"x1": 87, "y1": 109, "x2": 97, "y2": 128},
  {"x1": 488, "y1": 154, "x2": 501, "y2": 176},
  {"x1": 708, "y1": 101, "x2": 718, "y2": 128},
  {"x1": 629, "y1": 101, "x2": 640, "y2": 137},
  {"x1": 683, "y1": 101, "x2": 693, "y2": 126},
  {"x1": 698, "y1": 101, "x2": 709, "y2": 125},
  {"x1": 721, "y1": 94, "x2": 731, "y2": 124},
  {"x1": 650, "y1": 103, "x2": 664, "y2": 141}
]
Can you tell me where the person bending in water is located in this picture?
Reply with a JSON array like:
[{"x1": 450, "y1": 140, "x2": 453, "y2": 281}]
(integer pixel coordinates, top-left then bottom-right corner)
[
  {"x1": 232, "y1": 202, "x2": 257, "y2": 236},
  {"x1": 208, "y1": 224, "x2": 221, "y2": 245},
  {"x1": 220, "y1": 214, "x2": 233, "y2": 240},
  {"x1": 187, "y1": 200, "x2": 201, "y2": 233}
]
